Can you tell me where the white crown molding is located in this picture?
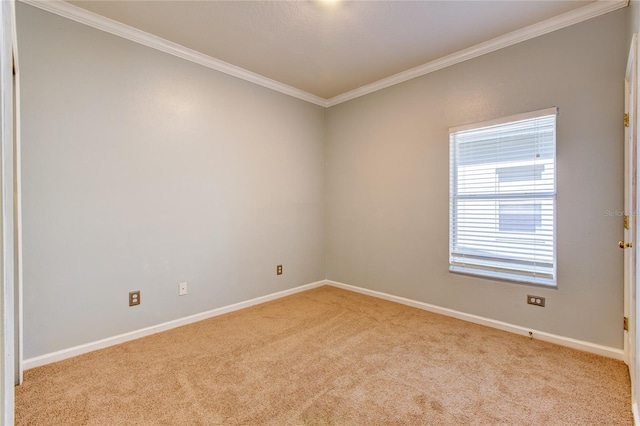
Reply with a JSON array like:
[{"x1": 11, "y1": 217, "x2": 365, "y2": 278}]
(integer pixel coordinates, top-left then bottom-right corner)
[
  {"x1": 326, "y1": 0, "x2": 629, "y2": 107},
  {"x1": 18, "y1": 0, "x2": 627, "y2": 109},
  {"x1": 18, "y1": 0, "x2": 328, "y2": 107}
]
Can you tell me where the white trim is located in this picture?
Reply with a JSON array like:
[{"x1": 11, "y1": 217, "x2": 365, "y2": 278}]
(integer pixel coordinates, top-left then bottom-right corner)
[
  {"x1": 0, "y1": 0, "x2": 16, "y2": 423},
  {"x1": 633, "y1": 401, "x2": 639, "y2": 426},
  {"x1": 17, "y1": 0, "x2": 328, "y2": 108},
  {"x1": 325, "y1": 0, "x2": 628, "y2": 107},
  {"x1": 23, "y1": 278, "x2": 626, "y2": 369},
  {"x1": 449, "y1": 106, "x2": 558, "y2": 134},
  {"x1": 17, "y1": 0, "x2": 626, "y2": 109},
  {"x1": 23, "y1": 280, "x2": 325, "y2": 370},
  {"x1": 326, "y1": 280, "x2": 625, "y2": 360},
  {"x1": 13, "y1": 0, "x2": 23, "y2": 386}
]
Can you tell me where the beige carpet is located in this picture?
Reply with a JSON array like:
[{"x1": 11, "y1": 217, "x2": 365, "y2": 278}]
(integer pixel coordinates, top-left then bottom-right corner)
[{"x1": 16, "y1": 286, "x2": 632, "y2": 425}]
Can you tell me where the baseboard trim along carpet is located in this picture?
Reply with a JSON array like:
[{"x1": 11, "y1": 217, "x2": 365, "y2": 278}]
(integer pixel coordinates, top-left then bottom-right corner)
[
  {"x1": 23, "y1": 280, "x2": 326, "y2": 370},
  {"x1": 326, "y1": 280, "x2": 624, "y2": 361},
  {"x1": 18, "y1": 285, "x2": 632, "y2": 425},
  {"x1": 24, "y1": 278, "x2": 624, "y2": 370}
]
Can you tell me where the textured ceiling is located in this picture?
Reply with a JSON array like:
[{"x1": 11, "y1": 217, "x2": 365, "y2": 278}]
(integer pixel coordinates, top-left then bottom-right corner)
[{"x1": 67, "y1": 0, "x2": 597, "y2": 99}]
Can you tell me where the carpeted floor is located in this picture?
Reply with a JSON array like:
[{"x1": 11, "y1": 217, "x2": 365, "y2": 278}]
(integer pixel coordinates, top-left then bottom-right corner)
[{"x1": 16, "y1": 285, "x2": 633, "y2": 425}]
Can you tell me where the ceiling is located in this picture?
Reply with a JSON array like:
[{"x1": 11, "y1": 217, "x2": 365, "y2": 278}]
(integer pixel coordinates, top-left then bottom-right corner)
[{"x1": 62, "y1": 0, "x2": 616, "y2": 102}]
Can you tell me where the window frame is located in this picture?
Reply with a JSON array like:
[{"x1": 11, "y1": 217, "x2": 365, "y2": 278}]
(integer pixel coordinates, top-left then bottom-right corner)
[{"x1": 449, "y1": 107, "x2": 558, "y2": 287}]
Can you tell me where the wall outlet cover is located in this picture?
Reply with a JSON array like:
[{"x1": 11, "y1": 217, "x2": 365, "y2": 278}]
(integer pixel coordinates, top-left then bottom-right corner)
[
  {"x1": 527, "y1": 295, "x2": 545, "y2": 307},
  {"x1": 129, "y1": 291, "x2": 140, "y2": 306}
]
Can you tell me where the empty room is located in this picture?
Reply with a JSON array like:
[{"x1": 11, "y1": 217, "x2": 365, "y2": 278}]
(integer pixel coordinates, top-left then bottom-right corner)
[{"x1": 2, "y1": 0, "x2": 640, "y2": 424}]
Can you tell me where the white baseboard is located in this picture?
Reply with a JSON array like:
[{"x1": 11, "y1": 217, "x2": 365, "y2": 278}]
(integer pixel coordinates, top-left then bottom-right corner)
[
  {"x1": 23, "y1": 280, "x2": 326, "y2": 370},
  {"x1": 633, "y1": 401, "x2": 639, "y2": 426},
  {"x1": 326, "y1": 280, "x2": 625, "y2": 361},
  {"x1": 23, "y1": 278, "x2": 625, "y2": 370}
]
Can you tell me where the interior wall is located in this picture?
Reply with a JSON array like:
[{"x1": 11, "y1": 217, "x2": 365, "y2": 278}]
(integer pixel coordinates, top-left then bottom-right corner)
[
  {"x1": 325, "y1": 9, "x2": 629, "y2": 349},
  {"x1": 16, "y1": 3, "x2": 326, "y2": 359},
  {"x1": 16, "y1": 1, "x2": 632, "y2": 360}
]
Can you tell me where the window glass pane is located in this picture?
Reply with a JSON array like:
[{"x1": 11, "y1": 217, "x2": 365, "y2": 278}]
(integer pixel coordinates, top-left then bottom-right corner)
[{"x1": 498, "y1": 201, "x2": 541, "y2": 233}]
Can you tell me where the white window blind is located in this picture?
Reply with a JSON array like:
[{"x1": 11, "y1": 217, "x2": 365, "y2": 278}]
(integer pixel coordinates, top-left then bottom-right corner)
[{"x1": 449, "y1": 107, "x2": 557, "y2": 286}]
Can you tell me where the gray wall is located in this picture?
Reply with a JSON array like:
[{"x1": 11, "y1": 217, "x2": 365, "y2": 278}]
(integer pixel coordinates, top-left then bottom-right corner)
[
  {"x1": 17, "y1": 2, "x2": 631, "y2": 359},
  {"x1": 325, "y1": 9, "x2": 629, "y2": 348},
  {"x1": 17, "y1": 4, "x2": 325, "y2": 359}
]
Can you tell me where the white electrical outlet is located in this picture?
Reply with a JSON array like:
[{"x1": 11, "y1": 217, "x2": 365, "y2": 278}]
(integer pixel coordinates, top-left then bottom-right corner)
[{"x1": 179, "y1": 282, "x2": 188, "y2": 296}]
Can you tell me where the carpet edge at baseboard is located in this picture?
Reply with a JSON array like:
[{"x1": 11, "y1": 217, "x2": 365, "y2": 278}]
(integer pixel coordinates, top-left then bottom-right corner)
[
  {"x1": 326, "y1": 280, "x2": 625, "y2": 361},
  {"x1": 24, "y1": 278, "x2": 624, "y2": 370},
  {"x1": 22, "y1": 280, "x2": 327, "y2": 370}
]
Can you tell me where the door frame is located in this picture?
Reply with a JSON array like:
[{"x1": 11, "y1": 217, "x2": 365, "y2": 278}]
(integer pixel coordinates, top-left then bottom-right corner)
[
  {"x1": 0, "y1": 0, "x2": 17, "y2": 424},
  {"x1": 13, "y1": 0, "x2": 22, "y2": 387}
]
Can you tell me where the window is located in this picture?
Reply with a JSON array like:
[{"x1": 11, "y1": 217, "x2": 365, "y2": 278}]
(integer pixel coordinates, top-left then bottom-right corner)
[{"x1": 449, "y1": 107, "x2": 557, "y2": 286}]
